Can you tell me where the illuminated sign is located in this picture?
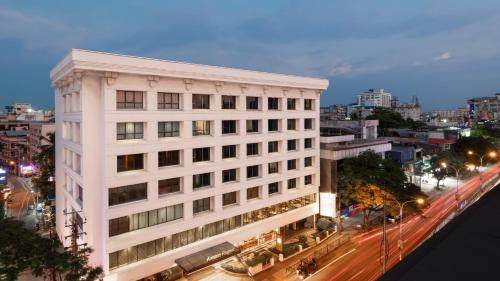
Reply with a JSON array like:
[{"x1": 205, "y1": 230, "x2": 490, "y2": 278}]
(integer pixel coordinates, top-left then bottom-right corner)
[{"x1": 319, "y1": 192, "x2": 336, "y2": 218}]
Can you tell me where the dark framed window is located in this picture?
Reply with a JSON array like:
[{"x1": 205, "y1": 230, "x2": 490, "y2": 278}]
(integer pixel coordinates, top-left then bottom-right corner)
[
  {"x1": 192, "y1": 121, "x2": 211, "y2": 136},
  {"x1": 268, "y1": 98, "x2": 280, "y2": 110},
  {"x1": 117, "y1": 154, "x2": 144, "y2": 172},
  {"x1": 304, "y1": 157, "x2": 313, "y2": 167},
  {"x1": 222, "y1": 120, "x2": 237, "y2": 134},
  {"x1": 158, "y1": 150, "x2": 180, "y2": 167},
  {"x1": 287, "y1": 139, "x2": 297, "y2": 151},
  {"x1": 222, "y1": 169, "x2": 237, "y2": 183},
  {"x1": 246, "y1": 96, "x2": 259, "y2": 110},
  {"x1": 246, "y1": 120, "x2": 259, "y2": 133},
  {"x1": 222, "y1": 95, "x2": 236, "y2": 109},
  {"x1": 287, "y1": 98, "x2": 296, "y2": 110},
  {"x1": 287, "y1": 159, "x2": 297, "y2": 170},
  {"x1": 117, "y1": 91, "x2": 144, "y2": 109},
  {"x1": 77, "y1": 185, "x2": 83, "y2": 202},
  {"x1": 268, "y1": 141, "x2": 279, "y2": 153},
  {"x1": 304, "y1": 99, "x2": 314, "y2": 110},
  {"x1": 193, "y1": 147, "x2": 210, "y2": 162},
  {"x1": 287, "y1": 119, "x2": 297, "y2": 130},
  {"x1": 304, "y1": 138, "x2": 313, "y2": 149},
  {"x1": 193, "y1": 173, "x2": 211, "y2": 189},
  {"x1": 268, "y1": 162, "x2": 279, "y2": 174},
  {"x1": 222, "y1": 192, "x2": 237, "y2": 206},
  {"x1": 247, "y1": 143, "x2": 259, "y2": 156},
  {"x1": 288, "y1": 178, "x2": 297, "y2": 189},
  {"x1": 222, "y1": 145, "x2": 237, "y2": 159},
  {"x1": 268, "y1": 119, "x2": 279, "y2": 132},
  {"x1": 193, "y1": 197, "x2": 211, "y2": 214},
  {"x1": 247, "y1": 186, "x2": 260, "y2": 200},
  {"x1": 109, "y1": 216, "x2": 130, "y2": 236},
  {"x1": 158, "y1": 122, "x2": 180, "y2": 138},
  {"x1": 158, "y1": 93, "x2": 180, "y2": 110},
  {"x1": 304, "y1": 118, "x2": 314, "y2": 130},
  {"x1": 268, "y1": 182, "x2": 279, "y2": 195},
  {"x1": 158, "y1": 178, "x2": 181, "y2": 195},
  {"x1": 117, "y1": 122, "x2": 143, "y2": 140},
  {"x1": 305, "y1": 175, "x2": 313, "y2": 185},
  {"x1": 109, "y1": 183, "x2": 147, "y2": 206},
  {"x1": 247, "y1": 165, "x2": 259, "y2": 178},
  {"x1": 192, "y1": 94, "x2": 210, "y2": 109}
]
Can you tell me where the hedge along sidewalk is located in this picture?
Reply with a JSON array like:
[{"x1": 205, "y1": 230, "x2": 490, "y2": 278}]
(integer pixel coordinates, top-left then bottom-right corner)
[
  {"x1": 254, "y1": 231, "x2": 344, "y2": 281},
  {"x1": 277, "y1": 230, "x2": 338, "y2": 263}
]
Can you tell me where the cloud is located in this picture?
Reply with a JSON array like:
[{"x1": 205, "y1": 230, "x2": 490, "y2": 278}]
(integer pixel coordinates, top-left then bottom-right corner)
[
  {"x1": 434, "y1": 52, "x2": 451, "y2": 61},
  {"x1": 328, "y1": 63, "x2": 353, "y2": 76},
  {"x1": 0, "y1": 6, "x2": 86, "y2": 50},
  {"x1": 413, "y1": 60, "x2": 424, "y2": 66}
]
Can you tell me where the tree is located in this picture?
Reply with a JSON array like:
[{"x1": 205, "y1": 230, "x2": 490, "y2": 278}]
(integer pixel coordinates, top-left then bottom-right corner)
[
  {"x1": 454, "y1": 136, "x2": 497, "y2": 166},
  {"x1": 428, "y1": 156, "x2": 447, "y2": 190},
  {"x1": 32, "y1": 132, "x2": 55, "y2": 201},
  {"x1": 0, "y1": 217, "x2": 102, "y2": 281}
]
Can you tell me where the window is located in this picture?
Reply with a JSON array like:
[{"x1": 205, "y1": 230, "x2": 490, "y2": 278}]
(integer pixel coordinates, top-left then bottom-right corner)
[
  {"x1": 77, "y1": 185, "x2": 83, "y2": 202},
  {"x1": 304, "y1": 118, "x2": 314, "y2": 130},
  {"x1": 117, "y1": 154, "x2": 144, "y2": 172},
  {"x1": 222, "y1": 169, "x2": 237, "y2": 183},
  {"x1": 247, "y1": 186, "x2": 260, "y2": 200},
  {"x1": 158, "y1": 150, "x2": 180, "y2": 167},
  {"x1": 268, "y1": 182, "x2": 279, "y2": 195},
  {"x1": 247, "y1": 165, "x2": 259, "y2": 178},
  {"x1": 193, "y1": 121, "x2": 211, "y2": 136},
  {"x1": 268, "y1": 162, "x2": 279, "y2": 174},
  {"x1": 268, "y1": 141, "x2": 279, "y2": 153},
  {"x1": 222, "y1": 192, "x2": 237, "y2": 206},
  {"x1": 222, "y1": 145, "x2": 237, "y2": 159},
  {"x1": 268, "y1": 98, "x2": 280, "y2": 110},
  {"x1": 287, "y1": 119, "x2": 297, "y2": 130},
  {"x1": 222, "y1": 120, "x2": 237, "y2": 135},
  {"x1": 158, "y1": 93, "x2": 180, "y2": 110},
  {"x1": 304, "y1": 157, "x2": 313, "y2": 167},
  {"x1": 287, "y1": 159, "x2": 297, "y2": 170},
  {"x1": 304, "y1": 138, "x2": 313, "y2": 149},
  {"x1": 193, "y1": 147, "x2": 210, "y2": 162},
  {"x1": 158, "y1": 122, "x2": 180, "y2": 138},
  {"x1": 222, "y1": 95, "x2": 236, "y2": 109},
  {"x1": 192, "y1": 94, "x2": 210, "y2": 109},
  {"x1": 117, "y1": 91, "x2": 144, "y2": 109},
  {"x1": 246, "y1": 120, "x2": 259, "y2": 133},
  {"x1": 247, "y1": 143, "x2": 259, "y2": 156},
  {"x1": 268, "y1": 119, "x2": 279, "y2": 132},
  {"x1": 193, "y1": 173, "x2": 211, "y2": 189},
  {"x1": 158, "y1": 178, "x2": 181, "y2": 195},
  {"x1": 109, "y1": 183, "x2": 147, "y2": 206},
  {"x1": 287, "y1": 98, "x2": 296, "y2": 110},
  {"x1": 109, "y1": 216, "x2": 130, "y2": 236},
  {"x1": 193, "y1": 197, "x2": 211, "y2": 214},
  {"x1": 305, "y1": 175, "x2": 313, "y2": 185},
  {"x1": 304, "y1": 99, "x2": 314, "y2": 110},
  {"x1": 287, "y1": 139, "x2": 297, "y2": 151},
  {"x1": 288, "y1": 178, "x2": 297, "y2": 189},
  {"x1": 246, "y1": 96, "x2": 259, "y2": 110},
  {"x1": 117, "y1": 122, "x2": 143, "y2": 140}
]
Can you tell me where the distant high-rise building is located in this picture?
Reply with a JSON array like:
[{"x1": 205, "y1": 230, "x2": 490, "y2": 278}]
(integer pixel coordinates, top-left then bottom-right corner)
[{"x1": 357, "y1": 88, "x2": 392, "y2": 108}]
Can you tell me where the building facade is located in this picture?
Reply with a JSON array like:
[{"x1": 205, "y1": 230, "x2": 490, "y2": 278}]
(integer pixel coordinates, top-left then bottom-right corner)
[
  {"x1": 51, "y1": 49, "x2": 328, "y2": 280},
  {"x1": 357, "y1": 88, "x2": 392, "y2": 108},
  {"x1": 467, "y1": 93, "x2": 500, "y2": 121},
  {"x1": 27, "y1": 122, "x2": 55, "y2": 162}
]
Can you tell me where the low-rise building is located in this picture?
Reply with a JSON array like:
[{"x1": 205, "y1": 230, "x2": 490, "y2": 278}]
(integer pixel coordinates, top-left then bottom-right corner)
[{"x1": 27, "y1": 122, "x2": 55, "y2": 162}]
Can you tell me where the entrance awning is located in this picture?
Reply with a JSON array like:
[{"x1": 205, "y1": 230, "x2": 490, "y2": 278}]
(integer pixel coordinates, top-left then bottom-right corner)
[{"x1": 175, "y1": 242, "x2": 240, "y2": 274}]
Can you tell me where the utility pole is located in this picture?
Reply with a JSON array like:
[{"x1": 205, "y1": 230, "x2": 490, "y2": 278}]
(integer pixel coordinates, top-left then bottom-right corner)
[
  {"x1": 63, "y1": 209, "x2": 87, "y2": 256},
  {"x1": 381, "y1": 192, "x2": 388, "y2": 274}
]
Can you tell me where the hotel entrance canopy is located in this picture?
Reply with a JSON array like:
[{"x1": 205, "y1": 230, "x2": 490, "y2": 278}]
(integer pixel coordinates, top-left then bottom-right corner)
[{"x1": 175, "y1": 242, "x2": 240, "y2": 274}]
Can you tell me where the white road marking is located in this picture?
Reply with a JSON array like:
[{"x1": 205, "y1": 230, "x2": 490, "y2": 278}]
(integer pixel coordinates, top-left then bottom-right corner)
[{"x1": 305, "y1": 248, "x2": 357, "y2": 279}]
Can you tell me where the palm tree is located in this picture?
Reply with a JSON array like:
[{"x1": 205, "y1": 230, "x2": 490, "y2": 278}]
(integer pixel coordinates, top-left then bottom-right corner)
[{"x1": 32, "y1": 132, "x2": 55, "y2": 201}]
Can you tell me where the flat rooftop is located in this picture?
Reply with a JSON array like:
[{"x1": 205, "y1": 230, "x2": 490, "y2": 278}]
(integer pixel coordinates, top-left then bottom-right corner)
[{"x1": 380, "y1": 182, "x2": 500, "y2": 281}]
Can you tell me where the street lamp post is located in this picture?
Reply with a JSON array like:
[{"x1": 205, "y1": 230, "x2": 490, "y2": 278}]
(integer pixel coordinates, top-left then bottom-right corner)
[
  {"x1": 441, "y1": 162, "x2": 475, "y2": 211},
  {"x1": 467, "y1": 150, "x2": 497, "y2": 168},
  {"x1": 397, "y1": 198, "x2": 425, "y2": 261}
]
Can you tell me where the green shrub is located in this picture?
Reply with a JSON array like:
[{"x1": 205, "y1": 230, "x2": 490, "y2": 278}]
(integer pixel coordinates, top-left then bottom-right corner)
[
  {"x1": 245, "y1": 251, "x2": 273, "y2": 267},
  {"x1": 221, "y1": 262, "x2": 247, "y2": 274}
]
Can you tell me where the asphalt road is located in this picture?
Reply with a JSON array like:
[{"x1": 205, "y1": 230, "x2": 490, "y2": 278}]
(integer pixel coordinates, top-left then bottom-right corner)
[
  {"x1": 5, "y1": 175, "x2": 35, "y2": 225},
  {"x1": 307, "y1": 165, "x2": 500, "y2": 281}
]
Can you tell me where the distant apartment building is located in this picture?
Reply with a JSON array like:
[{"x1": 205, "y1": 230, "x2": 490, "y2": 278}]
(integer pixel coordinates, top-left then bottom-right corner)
[
  {"x1": 0, "y1": 132, "x2": 28, "y2": 175},
  {"x1": 51, "y1": 49, "x2": 328, "y2": 280},
  {"x1": 27, "y1": 122, "x2": 55, "y2": 162},
  {"x1": 467, "y1": 93, "x2": 500, "y2": 121},
  {"x1": 320, "y1": 104, "x2": 348, "y2": 121},
  {"x1": 393, "y1": 104, "x2": 421, "y2": 121},
  {"x1": 429, "y1": 108, "x2": 468, "y2": 124},
  {"x1": 358, "y1": 88, "x2": 392, "y2": 108}
]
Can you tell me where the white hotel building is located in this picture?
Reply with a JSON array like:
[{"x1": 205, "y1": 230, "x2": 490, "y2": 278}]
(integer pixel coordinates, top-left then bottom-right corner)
[{"x1": 51, "y1": 49, "x2": 329, "y2": 280}]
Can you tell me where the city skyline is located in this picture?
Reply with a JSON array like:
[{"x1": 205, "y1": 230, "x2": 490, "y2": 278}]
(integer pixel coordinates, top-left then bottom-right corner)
[{"x1": 2, "y1": 1, "x2": 500, "y2": 110}]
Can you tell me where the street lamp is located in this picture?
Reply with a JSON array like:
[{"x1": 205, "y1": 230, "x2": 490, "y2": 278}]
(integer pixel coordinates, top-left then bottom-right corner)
[
  {"x1": 441, "y1": 162, "x2": 475, "y2": 211},
  {"x1": 397, "y1": 198, "x2": 425, "y2": 261},
  {"x1": 467, "y1": 150, "x2": 497, "y2": 167}
]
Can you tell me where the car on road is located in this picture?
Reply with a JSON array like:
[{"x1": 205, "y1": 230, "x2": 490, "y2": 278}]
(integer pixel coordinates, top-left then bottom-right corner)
[{"x1": 1, "y1": 187, "x2": 11, "y2": 193}]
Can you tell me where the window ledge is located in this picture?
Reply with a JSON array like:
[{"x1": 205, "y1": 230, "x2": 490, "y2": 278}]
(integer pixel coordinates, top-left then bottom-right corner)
[{"x1": 222, "y1": 203, "x2": 239, "y2": 209}]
